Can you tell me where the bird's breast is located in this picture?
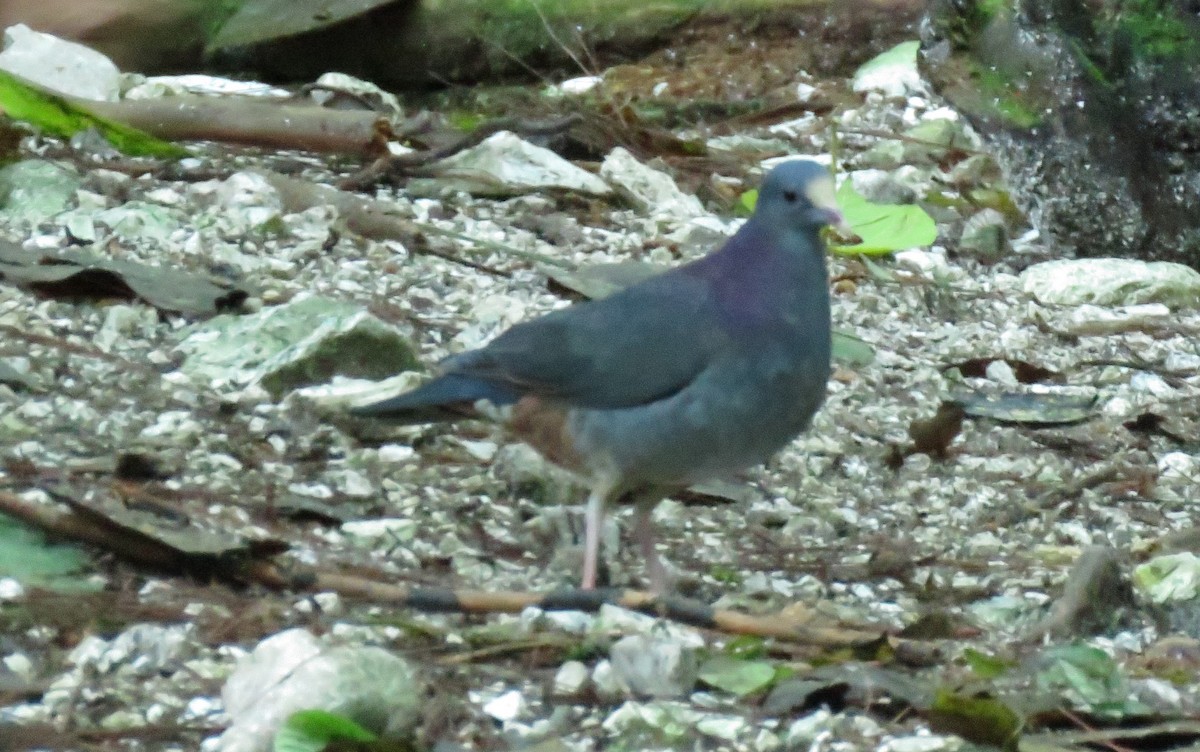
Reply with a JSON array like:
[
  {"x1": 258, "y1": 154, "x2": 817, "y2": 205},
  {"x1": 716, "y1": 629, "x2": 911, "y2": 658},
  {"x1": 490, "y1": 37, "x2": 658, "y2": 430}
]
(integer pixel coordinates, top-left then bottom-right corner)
[{"x1": 509, "y1": 396, "x2": 588, "y2": 473}]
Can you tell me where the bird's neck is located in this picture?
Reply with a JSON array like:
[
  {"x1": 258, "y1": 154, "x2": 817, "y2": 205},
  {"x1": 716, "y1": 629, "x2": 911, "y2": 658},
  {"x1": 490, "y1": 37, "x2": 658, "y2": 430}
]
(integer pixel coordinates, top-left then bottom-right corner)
[{"x1": 697, "y1": 223, "x2": 829, "y2": 317}]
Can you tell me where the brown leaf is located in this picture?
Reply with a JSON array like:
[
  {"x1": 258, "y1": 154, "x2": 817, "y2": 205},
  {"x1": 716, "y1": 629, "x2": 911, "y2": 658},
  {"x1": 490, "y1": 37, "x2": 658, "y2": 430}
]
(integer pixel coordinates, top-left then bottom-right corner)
[{"x1": 0, "y1": 240, "x2": 248, "y2": 317}]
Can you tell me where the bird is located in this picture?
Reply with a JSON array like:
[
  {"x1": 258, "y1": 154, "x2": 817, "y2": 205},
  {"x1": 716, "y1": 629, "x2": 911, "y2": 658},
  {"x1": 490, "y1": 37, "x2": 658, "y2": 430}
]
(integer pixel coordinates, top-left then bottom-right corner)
[{"x1": 351, "y1": 159, "x2": 841, "y2": 592}]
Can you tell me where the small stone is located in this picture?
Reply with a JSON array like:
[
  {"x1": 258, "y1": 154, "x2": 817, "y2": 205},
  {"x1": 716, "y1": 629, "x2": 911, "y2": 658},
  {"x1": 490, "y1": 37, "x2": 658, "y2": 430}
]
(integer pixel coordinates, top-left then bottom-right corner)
[
  {"x1": 609, "y1": 635, "x2": 698, "y2": 698},
  {"x1": 592, "y1": 660, "x2": 623, "y2": 700},
  {"x1": 552, "y1": 661, "x2": 590, "y2": 696},
  {"x1": 482, "y1": 689, "x2": 525, "y2": 722}
]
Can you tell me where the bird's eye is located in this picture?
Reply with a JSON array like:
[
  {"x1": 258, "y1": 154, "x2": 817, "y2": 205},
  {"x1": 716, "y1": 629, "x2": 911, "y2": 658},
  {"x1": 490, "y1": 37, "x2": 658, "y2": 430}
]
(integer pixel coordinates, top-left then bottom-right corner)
[{"x1": 783, "y1": 190, "x2": 798, "y2": 203}]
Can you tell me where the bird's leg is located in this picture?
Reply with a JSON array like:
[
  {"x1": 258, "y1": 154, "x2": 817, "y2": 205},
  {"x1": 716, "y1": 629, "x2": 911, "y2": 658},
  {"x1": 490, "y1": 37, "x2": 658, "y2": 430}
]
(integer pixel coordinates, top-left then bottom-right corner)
[
  {"x1": 632, "y1": 495, "x2": 670, "y2": 594},
  {"x1": 581, "y1": 489, "x2": 605, "y2": 590}
]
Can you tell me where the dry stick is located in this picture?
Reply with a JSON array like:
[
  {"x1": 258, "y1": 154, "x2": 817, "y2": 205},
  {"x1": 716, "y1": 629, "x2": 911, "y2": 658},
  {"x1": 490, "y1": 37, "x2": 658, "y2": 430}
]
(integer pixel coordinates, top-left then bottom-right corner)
[
  {"x1": 82, "y1": 96, "x2": 391, "y2": 156},
  {"x1": 288, "y1": 568, "x2": 888, "y2": 647},
  {"x1": 0, "y1": 488, "x2": 887, "y2": 646}
]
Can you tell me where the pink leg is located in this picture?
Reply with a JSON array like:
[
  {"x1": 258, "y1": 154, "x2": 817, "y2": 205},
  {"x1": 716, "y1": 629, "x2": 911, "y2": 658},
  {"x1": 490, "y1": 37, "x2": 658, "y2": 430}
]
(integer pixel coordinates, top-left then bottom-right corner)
[
  {"x1": 581, "y1": 490, "x2": 604, "y2": 590},
  {"x1": 633, "y1": 498, "x2": 670, "y2": 594}
]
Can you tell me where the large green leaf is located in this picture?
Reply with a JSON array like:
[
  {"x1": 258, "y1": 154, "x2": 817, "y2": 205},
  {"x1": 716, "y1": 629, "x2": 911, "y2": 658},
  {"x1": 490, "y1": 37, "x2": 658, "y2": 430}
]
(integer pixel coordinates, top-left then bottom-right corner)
[
  {"x1": 274, "y1": 709, "x2": 377, "y2": 752},
  {"x1": 927, "y1": 689, "x2": 1022, "y2": 751},
  {"x1": 0, "y1": 516, "x2": 96, "y2": 591},
  {"x1": 832, "y1": 180, "x2": 938, "y2": 255},
  {"x1": 698, "y1": 655, "x2": 778, "y2": 697},
  {"x1": 0, "y1": 71, "x2": 187, "y2": 159}
]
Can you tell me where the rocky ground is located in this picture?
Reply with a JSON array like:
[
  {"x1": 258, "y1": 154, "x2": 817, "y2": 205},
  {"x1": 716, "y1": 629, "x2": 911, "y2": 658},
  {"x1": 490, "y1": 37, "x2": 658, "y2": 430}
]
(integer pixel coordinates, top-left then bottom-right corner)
[{"x1": 2, "y1": 24, "x2": 1200, "y2": 752}]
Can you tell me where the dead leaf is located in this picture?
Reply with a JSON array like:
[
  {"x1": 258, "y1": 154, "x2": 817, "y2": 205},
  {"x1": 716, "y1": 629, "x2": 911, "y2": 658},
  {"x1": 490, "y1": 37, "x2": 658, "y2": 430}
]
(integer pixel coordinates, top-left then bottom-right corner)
[{"x1": 0, "y1": 240, "x2": 249, "y2": 317}]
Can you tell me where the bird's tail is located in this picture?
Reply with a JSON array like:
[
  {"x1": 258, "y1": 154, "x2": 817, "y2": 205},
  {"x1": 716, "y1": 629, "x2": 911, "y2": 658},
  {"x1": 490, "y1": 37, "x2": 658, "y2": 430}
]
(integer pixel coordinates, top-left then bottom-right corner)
[{"x1": 349, "y1": 373, "x2": 515, "y2": 424}]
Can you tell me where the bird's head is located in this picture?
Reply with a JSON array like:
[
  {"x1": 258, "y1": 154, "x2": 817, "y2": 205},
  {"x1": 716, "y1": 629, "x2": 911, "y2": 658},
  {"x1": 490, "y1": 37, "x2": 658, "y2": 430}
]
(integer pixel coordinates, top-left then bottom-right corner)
[{"x1": 754, "y1": 160, "x2": 847, "y2": 236}]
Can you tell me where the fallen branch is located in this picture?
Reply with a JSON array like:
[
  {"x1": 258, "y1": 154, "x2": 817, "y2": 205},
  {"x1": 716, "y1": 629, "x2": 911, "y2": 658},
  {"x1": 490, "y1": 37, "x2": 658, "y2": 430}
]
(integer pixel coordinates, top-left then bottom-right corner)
[
  {"x1": 81, "y1": 95, "x2": 392, "y2": 156},
  {"x1": 0, "y1": 487, "x2": 891, "y2": 648}
]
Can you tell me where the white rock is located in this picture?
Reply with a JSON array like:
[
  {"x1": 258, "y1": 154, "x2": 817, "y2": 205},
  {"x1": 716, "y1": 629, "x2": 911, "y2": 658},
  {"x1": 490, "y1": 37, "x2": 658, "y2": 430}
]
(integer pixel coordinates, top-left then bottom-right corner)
[
  {"x1": 3, "y1": 652, "x2": 34, "y2": 678},
  {"x1": 984, "y1": 359, "x2": 1018, "y2": 386},
  {"x1": 125, "y1": 74, "x2": 289, "y2": 100},
  {"x1": 377, "y1": 444, "x2": 416, "y2": 463},
  {"x1": 592, "y1": 659, "x2": 623, "y2": 700},
  {"x1": 456, "y1": 438, "x2": 498, "y2": 461},
  {"x1": 1129, "y1": 371, "x2": 1172, "y2": 396},
  {"x1": 519, "y1": 606, "x2": 594, "y2": 635},
  {"x1": 602, "y1": 700, "x2": 703, "y2": 734},
  {"x1": 336, "y1": 468, "x2": 375, "y2": 497},
  {"x1": 784, "y1": 708, "x2": 834, "y2": 745},
  {"x1": 312, "y1": 72, "x2": 402, "y2": 116},
  {"x1": 766, "y1": 113, "x2": 818, "y2": 137},
  {"x1": 1020, "y1": 259, "x2": 1200, "y2": 307},
  {"x1": 695, "y1": 714, "x2": 748, "y2": 741},
  {"x1": 0, "y1": 24, "x2": 120, "y2": 100},
  {"x1": 217, "y1": 629, "x2": 423, "y2": 752},
  {"x1": 553, "y1": 660, "x2": 591, "y2": 696},
  {"x1": 609, "y1": 634, "x2": 698, "y2": 698},
  {"x1": 0, "y1": 577, "x2": 25, "y2": 600},
  {"x1": 213, "y1": 172, "x2": 283, "y2": 232},
  {"x1": 434, "y1": 131, "x2": 610, "y2": 196},
  {"x1": 665, "y1": 214, "x2": 738, "y2": 252},
  {"x1": 1158, "y1": 452, "x2": 1197, "y2": 480},
  {"x1": 558, "y1": 75, "x2": 601, "y2": 95},
  {"x1": 482, "y1": 689, "x2": 525, "y2": 722},
  {"x1": 600, "y1": 147, "x2": 707, "y2": 221},
  {"x1": 894, "y1": 249, "x2": 951, "y2": 281}
]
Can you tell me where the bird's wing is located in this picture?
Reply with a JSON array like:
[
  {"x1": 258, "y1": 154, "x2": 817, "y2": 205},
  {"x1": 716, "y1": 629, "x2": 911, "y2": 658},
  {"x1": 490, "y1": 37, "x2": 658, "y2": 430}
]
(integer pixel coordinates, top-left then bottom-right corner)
[{"x1": 443, "y1": 270, "x2": 728, "y2": 409}]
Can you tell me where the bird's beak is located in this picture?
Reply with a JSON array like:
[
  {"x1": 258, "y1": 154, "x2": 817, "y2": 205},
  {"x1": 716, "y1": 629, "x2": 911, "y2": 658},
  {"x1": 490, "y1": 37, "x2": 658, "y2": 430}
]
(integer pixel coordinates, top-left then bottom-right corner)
[{"x1": 805, "y1": 176, "x2": 850, "y2": 233}]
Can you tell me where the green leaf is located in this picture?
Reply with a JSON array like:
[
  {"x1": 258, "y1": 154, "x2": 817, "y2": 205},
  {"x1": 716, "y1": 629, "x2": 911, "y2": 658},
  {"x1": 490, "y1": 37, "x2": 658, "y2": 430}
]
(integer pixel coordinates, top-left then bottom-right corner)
[
  {"x1": 722, "y1": 635, "x2": 767, "y2": 660},
  {"x1": 1034, "y1": 643, "x2": 1149, "y2": 717},
  {"x1": 274, "y1": 709, "x2": 377, "y2": 752},
  {"x1": 963, "y1": 647, "x2": 1014, "y2": 679},
  {"x1": 0, "y1": 70, "x2": 188, "y2": 159},
  {"x1": 832, "y1": 181, "x2": 938, "y2": 255},
  {"x1": 0, "y1": 516, "x2": 96, "y2": 592},
  {"x1": 447, "y1": 111, "x2": 485, "y2": 133},
  {"x1": 927, "y1": 689, "x2": 1022, "y2": 751},
  {"x1": 698, "y1": 655, "x2": 777, "y2": 697},
  {"x1": 831, "y1": 331, "x2": 875, "y2": 367},
  {"x1": 853, "y1": 41, "x2": 920, "y2": 81},
  {"x1": 1132, "y1": 552, "x2": 1200, "y2": 603},
  {"x1": 737, "y1": 188, "x2": 758, "y2": 217},
  {"x1": 706, "y1": 563, "x2": 743, "y2": 584}
]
